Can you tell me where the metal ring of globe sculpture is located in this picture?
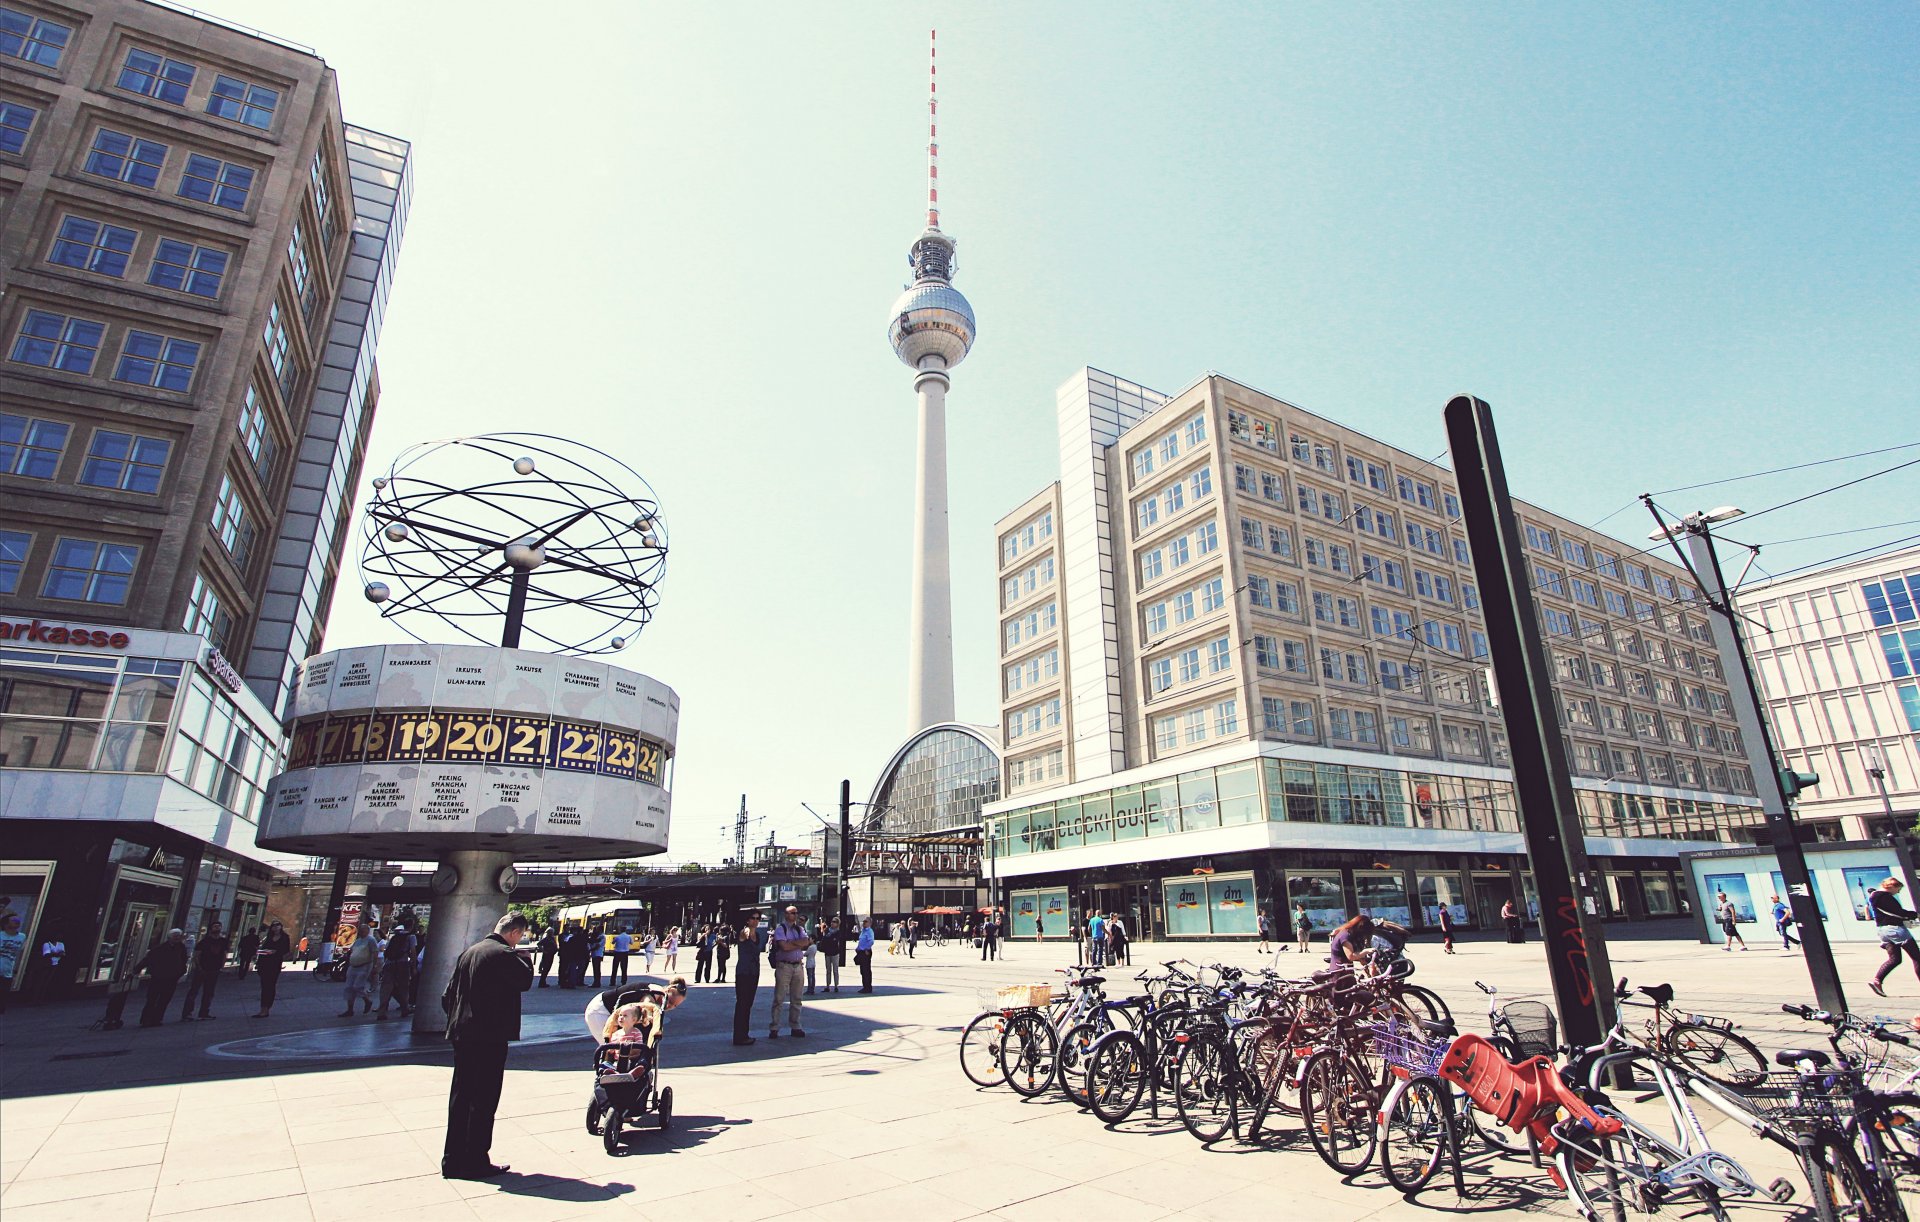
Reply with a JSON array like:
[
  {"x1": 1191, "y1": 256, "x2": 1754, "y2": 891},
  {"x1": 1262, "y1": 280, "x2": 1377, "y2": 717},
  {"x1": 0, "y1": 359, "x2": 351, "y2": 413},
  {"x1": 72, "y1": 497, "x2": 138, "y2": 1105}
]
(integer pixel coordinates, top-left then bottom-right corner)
[
  {"x1": 258, "y1": 433, "x2": 679, "y2": 1039},
  {"x1": 359, "y1": 432, "x2": 667, "y2": 654}
]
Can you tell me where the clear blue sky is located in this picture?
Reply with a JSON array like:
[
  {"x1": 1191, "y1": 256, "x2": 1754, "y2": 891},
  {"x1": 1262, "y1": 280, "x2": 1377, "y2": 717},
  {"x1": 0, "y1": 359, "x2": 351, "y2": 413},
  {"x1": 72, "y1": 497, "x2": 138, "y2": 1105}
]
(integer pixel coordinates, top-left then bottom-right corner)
[{"x1": 195, "y1": 2, "x2": 1918, "y2": 865}]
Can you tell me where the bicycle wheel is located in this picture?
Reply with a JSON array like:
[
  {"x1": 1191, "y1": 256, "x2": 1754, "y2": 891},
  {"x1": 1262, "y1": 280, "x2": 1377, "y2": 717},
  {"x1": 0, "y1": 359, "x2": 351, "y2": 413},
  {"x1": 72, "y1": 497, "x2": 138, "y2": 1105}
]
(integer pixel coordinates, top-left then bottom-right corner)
[
  {"x1": 958, "y1": 1010, "x2": 1008, "y2": 1088},
  {"x1": 1397, "y1": 984, "x2": 1450, "y2": 1025},
  {"x1": 1000, "y1": 1009, "x2": 1060, "y2": 1097},
  {"x1": 1803, "y1": 1130, "x2": 1895, "y2": 1222},
  {"x1": 1663, "y1": 1022, "x2": 1766, "y2": 1089},
  {"x1": 1553, "y1": 1108, "x2": 1688, "y2": 1220},
  {"x1": 1173, "y1": 1033, "x2": 1237, "y2": 1143},
  {"x1": 1086, "y1": 1030, "x2": 1149, "y2": 1125},
  {"x1": 1243, "y1": 1028, "x2": 1291, "y2": 1137},
  {"x1": 1300, "y1": 1048, "x2": 1378, "y2": 1175},
  {"x1": 1057, "y1": 1020, "x2": 1106, "y2": 1107},
  {"x1": 1381, "y1": 1076, "x2": 1451, "y2": 1193}
]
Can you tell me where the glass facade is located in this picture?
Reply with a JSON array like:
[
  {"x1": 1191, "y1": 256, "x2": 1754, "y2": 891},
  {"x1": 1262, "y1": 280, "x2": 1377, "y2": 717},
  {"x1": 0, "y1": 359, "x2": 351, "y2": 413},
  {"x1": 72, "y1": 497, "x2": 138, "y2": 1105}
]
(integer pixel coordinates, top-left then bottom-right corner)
[
  {"x1": 0, "y1": 645, "x2": 275, "y2": 823},
  {"x1": 988, "y1": 753, "x2": 1759, "y2": 861},
  {"x1": 868, "y1": 725, "x2": 1002, "y2": 836}
]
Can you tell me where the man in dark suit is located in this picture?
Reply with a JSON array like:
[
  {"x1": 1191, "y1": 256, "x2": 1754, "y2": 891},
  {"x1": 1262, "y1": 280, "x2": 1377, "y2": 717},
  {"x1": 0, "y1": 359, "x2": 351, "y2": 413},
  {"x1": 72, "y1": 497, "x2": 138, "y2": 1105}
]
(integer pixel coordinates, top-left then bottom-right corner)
[
  {"x1": 732, "y1": 912, "x2": 763, "y2": 1046},
  {"x1": 441, "y1": 912, "x2": 534, "y2": 1180}
]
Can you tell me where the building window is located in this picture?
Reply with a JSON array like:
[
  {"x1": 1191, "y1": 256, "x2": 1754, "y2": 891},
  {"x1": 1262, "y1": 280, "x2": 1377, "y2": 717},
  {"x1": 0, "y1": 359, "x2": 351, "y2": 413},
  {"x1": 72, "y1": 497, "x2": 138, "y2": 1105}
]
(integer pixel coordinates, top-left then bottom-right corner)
[
  {"x1": 117, "y1": 48, "x2": 196, "y2": 104},
  {"x1": 148, "y1": 237, "x2": 228, "y2": 297},
  {"x1": 78, "y1": 429, "x2": 170, "y2": 493},
  {"x1": 183, "y1": 570, "x2": 233, "y2": 649},
  {"x1": 113, "y1": 330, "x2": 200, "y2": 392},
  {"x1": 1153, "y1": 715, "x2": 1178, "y2": 752},
  {"x1": 41, "y1": 537, "x2": 137, "y2": 604},
  {"x1": 290, "y1": 223, "x2": 315, "y2": 311},
  {"x1": 11, "y1": 309, "x2": 104, "y2": 374},
  {"x1": 178, "y1": 152, "x2": 254, "y2": 210},
  {"x1": 206, "y1": 74, "x2": 279, "y2": 128},
  {"x1": 48, "y1": 216, "x2": 137, "y2": 277},
  {"x1": 263, "y1": 299, "x2": 296, "y2": 394},
  {"x1": 1208, "y1": 635, "x2": 1232, "y2": 674},
  {"x1": 0, "y1": 99, "x2": 34, "y2": 154},
  {"x1": 1149, "y1": 657, "x2": 1172, "y2": 693},
  {"x1": 85, "y1": 129, "x2": 168, "y2": 188},
  {"x1": 0, "y1": 411, "x2": 69, "y2": 478},
  {"x1": 209, "y1": 474, "x2": 253, "y2": 567},
  {"x1": 0, "y1": 5, "x2": 69, "y2": 67},
  {"x1": 0, "y1": 528, "x2": 27, "y2": 593},
  {"x1": 1246, "y1": 574, "x2": 1271, "y2": 608},
  {"x1": 1215, "y1": 698, "x2": 1239, "y2": 736}
]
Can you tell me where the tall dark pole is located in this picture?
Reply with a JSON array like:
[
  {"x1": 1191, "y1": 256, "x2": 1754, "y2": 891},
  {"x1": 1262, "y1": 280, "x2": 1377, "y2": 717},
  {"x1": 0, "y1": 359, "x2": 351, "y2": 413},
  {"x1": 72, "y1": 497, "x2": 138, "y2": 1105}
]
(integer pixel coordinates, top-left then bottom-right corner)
[
  {"x1": 1673, "y1": 516, "x2": 1847, "y2": 1015},
  {"x1": 501, "y1": 567, "x2": 531, "y2": 649},
  {"x1": 1445, "y1": 395, "x2": 1616, "y2": 1047},
  {"x1": 838, "y1": 779, "x2": 852, "y2": 927}
]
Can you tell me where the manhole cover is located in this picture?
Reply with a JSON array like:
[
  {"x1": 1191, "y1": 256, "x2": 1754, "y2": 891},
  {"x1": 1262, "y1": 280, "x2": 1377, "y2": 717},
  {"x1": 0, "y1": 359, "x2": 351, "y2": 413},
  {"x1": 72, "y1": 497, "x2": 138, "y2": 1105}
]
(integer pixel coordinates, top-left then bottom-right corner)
[{"x1": 51, "y1": 1049, "x2": 131, "y2": 1061}]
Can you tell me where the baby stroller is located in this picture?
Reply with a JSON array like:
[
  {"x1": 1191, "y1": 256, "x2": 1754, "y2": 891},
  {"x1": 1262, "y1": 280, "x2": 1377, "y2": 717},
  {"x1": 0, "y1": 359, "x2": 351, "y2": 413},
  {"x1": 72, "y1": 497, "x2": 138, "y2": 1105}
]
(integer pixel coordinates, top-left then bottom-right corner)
[{"x1": 583, "y1": 987, "x2": 673, "y2": 1153}]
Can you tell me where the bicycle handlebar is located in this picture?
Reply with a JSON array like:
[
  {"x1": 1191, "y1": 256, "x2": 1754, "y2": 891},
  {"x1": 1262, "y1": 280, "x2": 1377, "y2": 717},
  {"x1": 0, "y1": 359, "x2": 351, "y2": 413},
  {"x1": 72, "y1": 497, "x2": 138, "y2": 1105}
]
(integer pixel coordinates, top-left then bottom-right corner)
[{"x1": 1474, "y1": 981, "x2": 1496, "y2": 995}]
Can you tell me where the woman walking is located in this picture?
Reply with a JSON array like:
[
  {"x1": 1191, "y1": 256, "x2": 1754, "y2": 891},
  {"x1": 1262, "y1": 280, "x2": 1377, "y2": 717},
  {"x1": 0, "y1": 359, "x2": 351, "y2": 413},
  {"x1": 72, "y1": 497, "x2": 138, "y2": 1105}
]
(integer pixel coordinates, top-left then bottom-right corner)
[
  {"x1": 252, "y1": 920, "x2": 291, "y2": 1017},
  {"x1": 1437, "y1": 904, "x2": 1457, "y2": 954},
  {"x1": 1868, "y1": 878, "x2": 1920, "y2": 997},
  {"x1": 1716, "y1": 891, "x2": 1748, "y2": 952},
  {"x1": 663, "y1": 928, "x2": 680, "y2": 972}
]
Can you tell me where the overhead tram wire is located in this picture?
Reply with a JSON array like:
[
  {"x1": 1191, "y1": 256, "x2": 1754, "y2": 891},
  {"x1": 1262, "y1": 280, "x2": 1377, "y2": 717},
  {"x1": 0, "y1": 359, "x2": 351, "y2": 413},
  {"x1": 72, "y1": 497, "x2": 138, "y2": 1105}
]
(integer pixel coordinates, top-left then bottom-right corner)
[
  {"x1": 1648, "y1": 439, "x2": 1920, "y2": 498},
  {"x1": 1731, "y1": 454, "x2": 1920, "y2": 527}
]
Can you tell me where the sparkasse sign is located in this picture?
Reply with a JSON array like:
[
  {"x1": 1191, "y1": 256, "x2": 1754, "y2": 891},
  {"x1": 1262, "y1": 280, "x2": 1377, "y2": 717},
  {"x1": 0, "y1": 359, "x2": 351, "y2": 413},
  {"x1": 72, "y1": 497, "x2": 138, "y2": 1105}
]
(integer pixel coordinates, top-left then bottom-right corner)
[{"x1": 0, "y1": 617, "x2": 132, "y2": 649}]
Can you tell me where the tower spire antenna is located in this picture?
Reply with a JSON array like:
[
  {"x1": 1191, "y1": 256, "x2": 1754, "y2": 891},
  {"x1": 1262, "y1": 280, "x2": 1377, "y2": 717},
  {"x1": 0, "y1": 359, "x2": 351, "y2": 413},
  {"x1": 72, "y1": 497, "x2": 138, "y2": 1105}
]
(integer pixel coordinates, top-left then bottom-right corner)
[{"x1": 927, "y1": 27, "x2": 939, "y2": 230}]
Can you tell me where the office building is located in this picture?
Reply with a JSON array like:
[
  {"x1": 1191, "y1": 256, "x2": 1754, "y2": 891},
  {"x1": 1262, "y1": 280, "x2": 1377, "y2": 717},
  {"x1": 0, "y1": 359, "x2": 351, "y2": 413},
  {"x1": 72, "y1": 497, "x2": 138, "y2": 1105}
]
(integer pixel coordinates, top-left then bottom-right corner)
[
  {"x1": 985, "y1": 368, "x2": 1765, "y2": 939},
  {"x1": 1738, "y1": 543, "x2": 1920, "y2": 840},
  {"x1": 0, "y1": 0, "x2": 409, "y2": 997}
]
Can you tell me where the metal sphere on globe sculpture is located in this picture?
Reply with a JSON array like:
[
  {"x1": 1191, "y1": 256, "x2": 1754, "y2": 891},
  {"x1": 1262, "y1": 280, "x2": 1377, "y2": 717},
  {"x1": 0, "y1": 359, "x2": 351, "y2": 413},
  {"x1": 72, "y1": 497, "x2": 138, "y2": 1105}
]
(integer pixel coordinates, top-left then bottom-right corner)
[{"x1": 359, "y1": 433, "x2": 669, "y2": 654}]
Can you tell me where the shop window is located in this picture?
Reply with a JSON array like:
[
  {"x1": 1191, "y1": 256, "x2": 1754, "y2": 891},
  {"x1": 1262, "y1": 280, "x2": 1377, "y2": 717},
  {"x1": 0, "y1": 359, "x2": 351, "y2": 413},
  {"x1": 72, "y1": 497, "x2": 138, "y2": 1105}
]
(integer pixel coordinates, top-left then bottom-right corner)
[
  {"x1": 1355, "y1": 870, "x2": 1411, "y2": 924},
  {"x1": 1287, "y1": 870, "x2": 1348, "y2": 933}
]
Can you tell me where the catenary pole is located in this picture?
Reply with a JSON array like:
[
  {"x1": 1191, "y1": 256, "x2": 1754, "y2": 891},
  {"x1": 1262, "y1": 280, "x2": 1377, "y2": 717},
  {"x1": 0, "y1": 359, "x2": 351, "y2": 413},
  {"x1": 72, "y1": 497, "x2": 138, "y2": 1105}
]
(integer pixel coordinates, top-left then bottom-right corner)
[{"x1": 1445, "y1": 395, "x2": 1617, "y2": 1047}]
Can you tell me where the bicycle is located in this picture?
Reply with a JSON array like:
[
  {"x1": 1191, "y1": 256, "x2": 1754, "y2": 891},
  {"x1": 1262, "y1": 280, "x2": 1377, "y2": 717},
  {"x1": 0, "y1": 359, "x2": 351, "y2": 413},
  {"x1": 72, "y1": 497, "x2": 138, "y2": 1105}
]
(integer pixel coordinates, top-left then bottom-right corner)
[
  {"x1": 1614, "y1": 977, "x2": 1766, "y2": 1089},
  {"x1": 1084, "y1": 985, "x2": 1198, "y2": 1125},
  {"x1": 1373, "y1": 1013, "x2": 1471, "y2": 1194},
  {"x1": 1474, "y1": 980, "x2": 1557, "y2": 1156},
  {"x1": 1782, "y1": 1003, "x2": 1920, "y2": 1220},
  {"x1": 1170, "y1": 980, "x2": 1293, "y2": 1144},
  {"x1": 1298, "y1": 971, "x2": 1421, "y2": 1174}
]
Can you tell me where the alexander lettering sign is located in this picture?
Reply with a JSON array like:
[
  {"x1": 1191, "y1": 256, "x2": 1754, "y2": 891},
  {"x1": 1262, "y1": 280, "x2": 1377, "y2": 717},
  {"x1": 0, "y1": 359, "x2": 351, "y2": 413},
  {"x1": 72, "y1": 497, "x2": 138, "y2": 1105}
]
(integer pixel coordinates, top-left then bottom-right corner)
[{"x1": 0, "y1": 617, "x2": 131, "y2": 649}]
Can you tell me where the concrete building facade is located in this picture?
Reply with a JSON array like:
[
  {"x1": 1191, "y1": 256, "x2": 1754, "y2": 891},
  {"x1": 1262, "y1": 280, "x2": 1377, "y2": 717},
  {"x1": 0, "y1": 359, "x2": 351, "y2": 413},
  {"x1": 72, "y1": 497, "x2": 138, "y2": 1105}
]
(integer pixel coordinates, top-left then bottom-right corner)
[
  {"x1": 985, "y1": 368, "x2": 1766, "y2": 941},
  {"x1": 0, "y1": 0, "x2": 407, "y2": 999},
  {"x1": 1737, "y1": 543, "x2": 1920, "y2": 841}
]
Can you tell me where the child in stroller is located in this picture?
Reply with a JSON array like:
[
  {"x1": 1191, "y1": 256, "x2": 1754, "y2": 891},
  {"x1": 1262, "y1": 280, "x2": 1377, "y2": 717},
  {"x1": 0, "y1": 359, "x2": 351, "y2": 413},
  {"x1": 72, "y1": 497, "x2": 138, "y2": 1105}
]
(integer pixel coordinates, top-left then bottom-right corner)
[{"x1": 584, "y1": 983, "x2": 679, "y2": 1152}]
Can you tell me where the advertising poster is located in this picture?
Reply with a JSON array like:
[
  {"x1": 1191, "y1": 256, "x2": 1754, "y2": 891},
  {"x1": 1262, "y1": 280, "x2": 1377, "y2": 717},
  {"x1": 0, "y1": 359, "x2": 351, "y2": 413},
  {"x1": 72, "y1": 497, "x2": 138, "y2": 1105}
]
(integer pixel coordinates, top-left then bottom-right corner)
[
  {"x1": 1843, "y1": 866, "x2": 1896, "y2": 921},
  {"x1": 1704, "y1": 873, "x2": 1755, "y2": 923},
  {"x1": 1771, "y1": 870, "x2": 1828, "y2": 920}
]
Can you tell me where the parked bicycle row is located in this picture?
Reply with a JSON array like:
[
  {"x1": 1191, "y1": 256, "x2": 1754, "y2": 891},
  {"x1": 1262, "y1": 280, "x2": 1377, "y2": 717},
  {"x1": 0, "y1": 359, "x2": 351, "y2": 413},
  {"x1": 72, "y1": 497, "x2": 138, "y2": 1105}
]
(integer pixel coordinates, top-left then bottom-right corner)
[{"x1": 958, "y1": 950, "x2": 1920, "y2": 1220}]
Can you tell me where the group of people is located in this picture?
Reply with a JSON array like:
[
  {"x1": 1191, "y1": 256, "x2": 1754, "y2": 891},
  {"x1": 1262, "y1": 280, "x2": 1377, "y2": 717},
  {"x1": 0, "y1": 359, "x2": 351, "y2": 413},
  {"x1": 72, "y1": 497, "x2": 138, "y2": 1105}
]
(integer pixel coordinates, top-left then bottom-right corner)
[
  {"x1": 1077, "y1": 910, "x2": 1133, "y2": 966},
  {"x1": 110, "y1": 919, "x2": 296, "y2": 1028},
  {"x1": 336, "y1": 918, "x2": 422, "y2": 1020}
]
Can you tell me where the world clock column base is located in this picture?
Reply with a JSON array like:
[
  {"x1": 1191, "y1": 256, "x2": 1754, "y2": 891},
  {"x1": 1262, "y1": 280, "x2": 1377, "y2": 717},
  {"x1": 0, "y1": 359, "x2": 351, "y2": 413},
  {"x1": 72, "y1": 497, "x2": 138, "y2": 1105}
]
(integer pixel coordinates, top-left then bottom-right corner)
[{"x1": 412, "y1": 849, "x2": 518, "y2": 1039}]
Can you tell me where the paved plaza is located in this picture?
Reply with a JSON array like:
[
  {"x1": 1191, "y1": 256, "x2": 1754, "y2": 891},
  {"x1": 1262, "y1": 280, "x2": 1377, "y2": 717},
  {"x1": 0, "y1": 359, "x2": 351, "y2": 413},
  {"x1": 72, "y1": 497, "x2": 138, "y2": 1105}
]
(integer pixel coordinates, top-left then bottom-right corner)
[{"x1": 4, "y1": 928, "x2": 1920, "y2": 1221}]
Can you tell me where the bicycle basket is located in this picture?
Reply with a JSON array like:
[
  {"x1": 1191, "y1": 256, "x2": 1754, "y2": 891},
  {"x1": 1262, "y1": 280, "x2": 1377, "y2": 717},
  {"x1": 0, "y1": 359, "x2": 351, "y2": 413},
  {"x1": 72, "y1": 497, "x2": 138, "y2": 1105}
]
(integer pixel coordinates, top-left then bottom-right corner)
[
  {"x1": 1370, "y1": 1017, "x2": 1451, "y2": 1077},
  {"x1": 1501, "y1": 1000, "x2": 1559, "y2": 1060},
  {"x1": 995, "y1": 983, "x2": 1056, "y2": 1010},
  {"x1": 1738, "y1": 1071, "x2": 1857, "y2": 1124}
]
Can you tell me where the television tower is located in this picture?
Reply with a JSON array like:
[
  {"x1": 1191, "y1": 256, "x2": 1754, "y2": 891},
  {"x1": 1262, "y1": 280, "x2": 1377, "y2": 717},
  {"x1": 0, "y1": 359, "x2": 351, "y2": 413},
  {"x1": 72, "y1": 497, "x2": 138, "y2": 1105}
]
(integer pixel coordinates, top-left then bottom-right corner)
[{"x1": 888, "y1": 28, "x2": 976, "y2": 731}]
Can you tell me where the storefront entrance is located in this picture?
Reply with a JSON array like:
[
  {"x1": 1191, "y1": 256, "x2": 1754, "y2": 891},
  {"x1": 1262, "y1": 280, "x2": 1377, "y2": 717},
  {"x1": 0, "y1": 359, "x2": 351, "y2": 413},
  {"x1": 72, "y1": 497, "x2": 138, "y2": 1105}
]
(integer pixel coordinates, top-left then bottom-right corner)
[{"x1": 1472, "y1": 872, "x2": 1516, "y2": 931}]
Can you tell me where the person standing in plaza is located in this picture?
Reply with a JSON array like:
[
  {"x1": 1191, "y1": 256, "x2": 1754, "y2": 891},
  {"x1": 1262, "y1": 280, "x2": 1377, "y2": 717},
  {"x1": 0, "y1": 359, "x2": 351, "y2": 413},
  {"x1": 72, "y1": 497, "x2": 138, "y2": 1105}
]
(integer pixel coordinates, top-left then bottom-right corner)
[
  {"x1": 590, "y1": 925, "x2": 607, "y2": 987},
  {"x1": 378, "y1": 922, "x2": 417, "y2": 1020},
  {"x1": 663, "y1": 928, "x2": 680, "y2": 972},
  {"x1": 1087, "y1": 910, "x2": 1106, "y2": 968},
  {"x1": 179, "y1": 920, "x2": 229, "y2": 1020},
  {"x1": 1437, "y1": 904, "x2": 1457, "y2": 954},
  {"x1": 534, "y1": 926, "x2": 557, "y2": 988},
  {"x1": 767, "y1": 905, "x2": 810, "y2": 1038},
  {"x1": 1501, "y1": 898, "x2": 1524, "y2": 944},
  {"x1": 694, "y1": 925, "x2": 714, "y2": 984},
  {"x1": 711, "y1": 926, "x2": 728, "y2": 983},
  {"x1": 136, "y1": 929, "x2": 189, "y2": 1027},
  {"x1": 732, "y1": 913, "x2": 763, "y2": 1045},
  {"x1": 441, "y1": 912, "x2": 534, "y2": 1180},
  {"x1": 642, "y1": 929, "x2": 658, "y2": 975},
  {"x1": 253, "y1": 920, "x2": 290, "y2": 1017},
  {"x1": 1294, "y1": 901, "x2": 1313, "y2": 954},
  {"x1": 1108, "y1": 912, "x2": 1130, "y2": 966},
  {"x1": 612, "y1": 927, "x2": 633, "y2": 985},
  {"x1": 1770, "y1": 895, "x2": 1801, "y2": 950},
  {"x1": 1716, "y1": 891, "x2": 1748, "y2": 952},
  {"x1": 1034, "y1": 910, "x2": 1045, "y2": 945},
  {"x1": 340, "y1": 919, "x2": 381, "y2": 1015},
  {"x1": 820, "y1": 917, "x2": 845, "y2": 993},
  {"x1": 236, "y1": 926, "x2": 258, "y2": 979},
  {"x1": 804, "y1": 919, "x2": 820, "y2": 995},
  {"x1": 855, "y1": 917, "x2": 877, "y2": 991},
  {"x1": 1257, "y1": 908, "x2": 1272, "y2": 955},
  {"x1": 978, "y1": 910, "x2": 999, "y2": 962},
  {"x1": 906, "y1": 917, "x2": 918, "y2": 959},
  {"x1": 0, "y1": 911, "x2": 25, "y2": 1012}
]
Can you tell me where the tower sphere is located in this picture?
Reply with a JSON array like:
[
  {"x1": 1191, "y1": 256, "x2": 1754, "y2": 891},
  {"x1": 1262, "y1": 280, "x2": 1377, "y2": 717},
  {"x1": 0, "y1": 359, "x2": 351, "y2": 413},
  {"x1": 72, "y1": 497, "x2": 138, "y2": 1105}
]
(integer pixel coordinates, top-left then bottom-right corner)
[{"x1": 889, "y1": 280, "x2": 975, "y2": 371}]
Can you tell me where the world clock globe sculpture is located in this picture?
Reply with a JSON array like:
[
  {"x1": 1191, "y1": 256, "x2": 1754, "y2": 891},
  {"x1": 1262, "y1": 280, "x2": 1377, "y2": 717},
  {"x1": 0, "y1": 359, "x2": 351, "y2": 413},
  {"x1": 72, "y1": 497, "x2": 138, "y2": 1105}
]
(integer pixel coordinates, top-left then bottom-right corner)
[{"x1": 256, "y1": 434, "x2": 679, "y2": 1037}]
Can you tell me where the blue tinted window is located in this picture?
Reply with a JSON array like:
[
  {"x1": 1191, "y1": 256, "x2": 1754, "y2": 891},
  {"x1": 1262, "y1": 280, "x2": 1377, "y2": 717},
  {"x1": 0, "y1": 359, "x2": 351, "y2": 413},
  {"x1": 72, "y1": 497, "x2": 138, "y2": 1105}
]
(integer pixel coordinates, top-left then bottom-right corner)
[
  {"x1": 117, "y1": 48, "x2": 196, "y2": 104},
  {"x1": 1889, "y1": 579, "x2": 1916, "y2": 624},
  {"x1": 79, "y1": 429, "x2": 170, "y2": 494},
  {"x1": 178, "y1": 153, "x2": 252, "y2": 210},
  {"x1": 84, "y1": 129, "x2": 168, "y2": 188},
  {"x1": 148, "y1": 238, "x2": 228, "y2": 298},
  {"x1": 113, "y1": 330, "x2": 200, "y2": 392},
  {"x1": 1885, "y1": 632, "x2": 1914, "y2": 679},
  {"x1": 1900, "y1": 683, "x2": 1920, "y2": 733},
  {"x1": 0, "y1": 411, "x2": 69, "y2": 478},
  {"x1": 49, "y1": 216, "x2": 137, "y2": 277},
  {"x1": 0, "y1": 5, "x2": 69, "y2": 67},
  {"x1": 206, "y1": 74, "x2": 278, "y2": 128},
  {"x1": 11, "y1": 310, "x2": 104, "y2": 373},
  {"x1": 0, "y1": 100, "x2": 34, "y2": 155},
  {"x1": 42, "y1": 537, "x2": 138, "y2": 604},
  {"x1": 0, "y1": 528, "x2": 26, "y2": 594}
]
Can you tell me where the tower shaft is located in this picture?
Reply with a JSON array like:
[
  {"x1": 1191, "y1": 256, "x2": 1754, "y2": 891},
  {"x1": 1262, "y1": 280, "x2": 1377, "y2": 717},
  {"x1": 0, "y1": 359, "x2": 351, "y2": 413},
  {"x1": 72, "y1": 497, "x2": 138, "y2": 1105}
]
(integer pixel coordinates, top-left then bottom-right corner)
[{"x1": 908, "y1": 364, "x2": 955, "y2": 728}]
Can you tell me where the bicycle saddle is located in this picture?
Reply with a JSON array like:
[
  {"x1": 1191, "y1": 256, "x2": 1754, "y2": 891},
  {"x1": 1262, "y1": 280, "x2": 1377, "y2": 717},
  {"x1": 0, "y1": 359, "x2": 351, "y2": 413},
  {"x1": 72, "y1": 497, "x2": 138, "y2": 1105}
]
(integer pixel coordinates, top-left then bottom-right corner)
[
  {"x1": 1079, "y1": 975, "x2": 1106, "y2": 987},
  {"x1": 1638, "y1": 983, "x2": 1675, "y2": 1007},
  {"x1": 1422, "y1": 1017, "x2": 1458, "y2": 1039},
  {"x1": 1775, "y1": 1048, "x2": 1831, "y2": 1069}
]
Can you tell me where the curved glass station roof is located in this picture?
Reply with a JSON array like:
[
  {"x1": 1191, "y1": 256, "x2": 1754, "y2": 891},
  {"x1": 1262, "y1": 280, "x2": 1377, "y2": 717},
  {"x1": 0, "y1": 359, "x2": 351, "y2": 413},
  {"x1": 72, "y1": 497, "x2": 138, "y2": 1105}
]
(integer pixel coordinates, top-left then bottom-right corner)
[{"x1": 866, "y1": 723, "x2": 1001, "y2": 837}]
